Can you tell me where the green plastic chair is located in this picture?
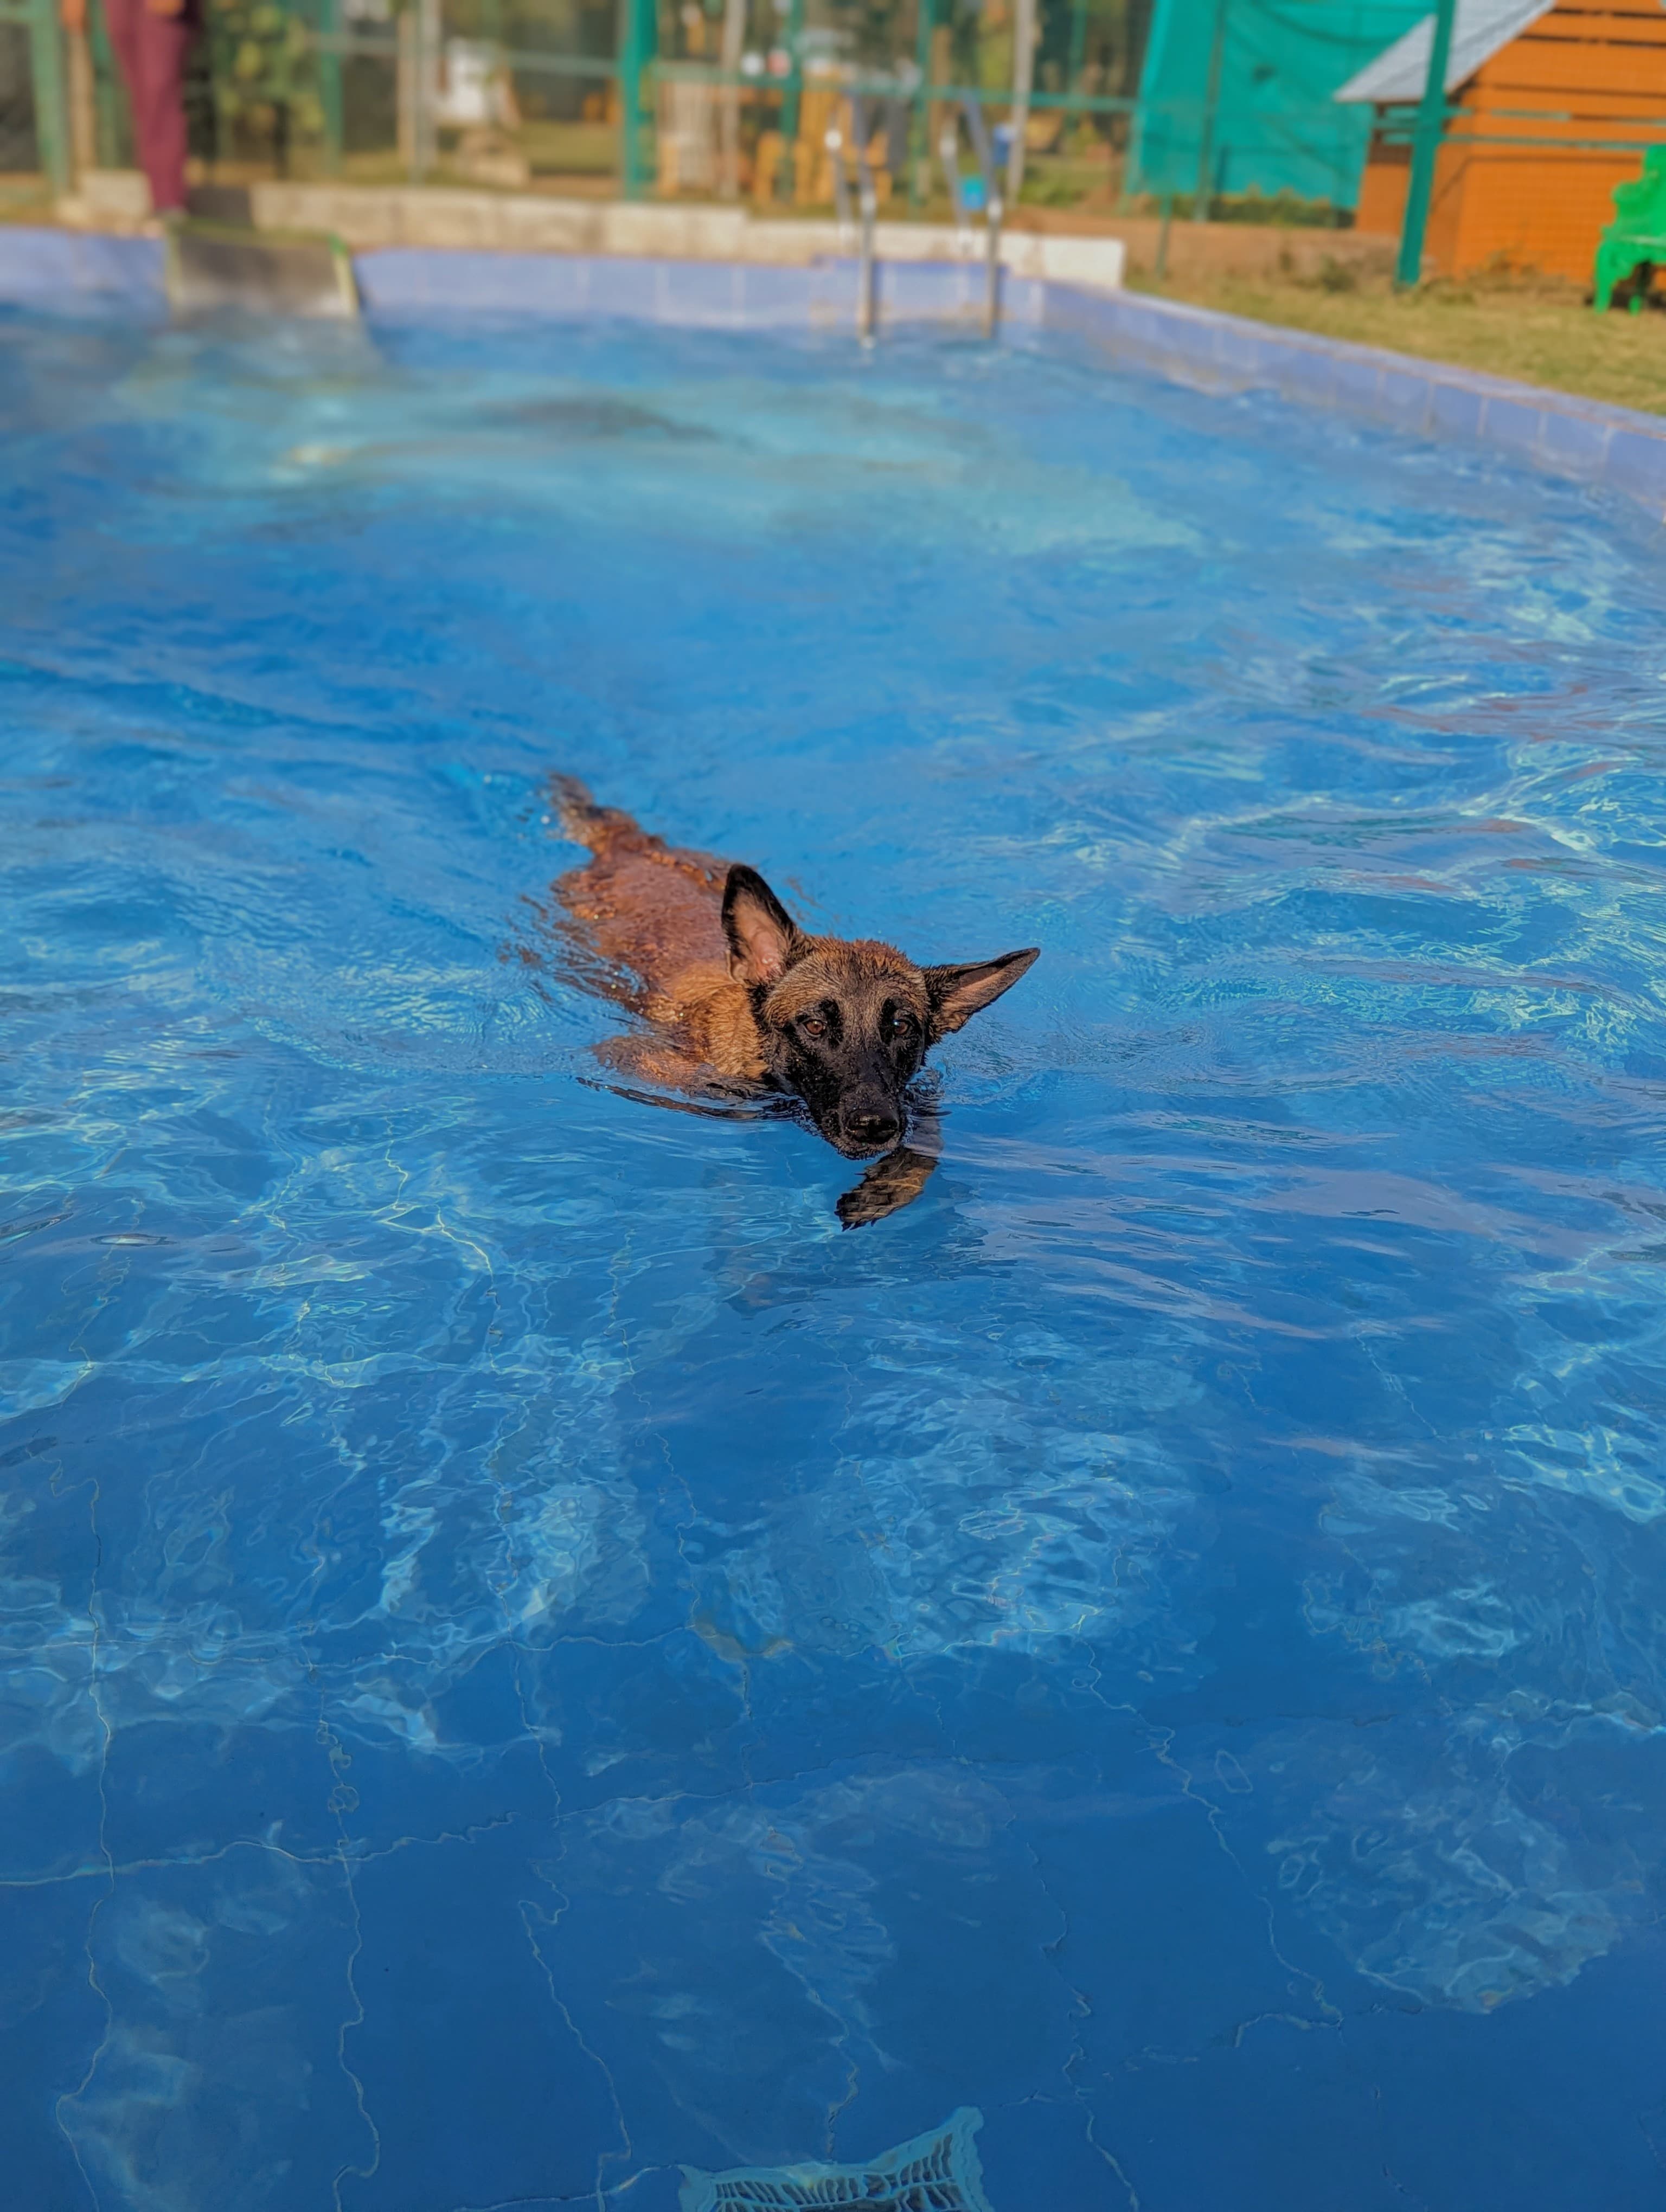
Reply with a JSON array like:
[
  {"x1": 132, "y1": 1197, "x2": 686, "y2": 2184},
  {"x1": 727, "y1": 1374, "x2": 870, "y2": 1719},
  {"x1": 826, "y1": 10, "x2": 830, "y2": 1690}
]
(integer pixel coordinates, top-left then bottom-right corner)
[{"x1": 1593, "y1": 146, "x2": 1666, "y2": 313}]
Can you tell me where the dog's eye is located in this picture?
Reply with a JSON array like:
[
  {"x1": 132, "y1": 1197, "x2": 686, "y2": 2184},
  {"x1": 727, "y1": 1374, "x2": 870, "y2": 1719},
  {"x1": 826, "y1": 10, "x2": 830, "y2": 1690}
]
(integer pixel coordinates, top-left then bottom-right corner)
[
  {"x1": 798, "y1": 1015, "x2": 827, "y2": 1040},
  {"x1": 888, "y1": 1012, "x2": 917, "y2": 1038}
]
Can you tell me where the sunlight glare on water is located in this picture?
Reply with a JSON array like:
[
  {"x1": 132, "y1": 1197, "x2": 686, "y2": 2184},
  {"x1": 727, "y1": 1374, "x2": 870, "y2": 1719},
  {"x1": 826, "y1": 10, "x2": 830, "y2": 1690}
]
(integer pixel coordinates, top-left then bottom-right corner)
[{"x1": 4, "y1": 304, "x2": 1666, "y2": 2211}]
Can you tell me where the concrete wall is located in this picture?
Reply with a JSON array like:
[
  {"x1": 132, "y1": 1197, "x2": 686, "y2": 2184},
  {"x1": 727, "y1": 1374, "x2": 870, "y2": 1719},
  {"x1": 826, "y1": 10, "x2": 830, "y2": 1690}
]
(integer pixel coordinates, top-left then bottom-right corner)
[
  {"x1": 1012, "y1": 211, "x2": 1399, "y2": 285},
  {"x1": 61, "y1": 169, "x2": 1400, "y2": 288},
  {"x1": 241, "y1": 183, "x2": 1129, "y2": 292},
  {"x1": 244, "y1": 184, "x2": 1397, "y2": 290}
]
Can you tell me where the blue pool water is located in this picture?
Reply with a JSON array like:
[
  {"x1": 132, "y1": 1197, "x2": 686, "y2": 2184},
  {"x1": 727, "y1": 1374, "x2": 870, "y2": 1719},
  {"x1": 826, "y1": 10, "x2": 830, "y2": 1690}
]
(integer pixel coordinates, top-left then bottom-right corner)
[{"x1": 4, "y1": 299, "x2": 1666, "y2": 2211}]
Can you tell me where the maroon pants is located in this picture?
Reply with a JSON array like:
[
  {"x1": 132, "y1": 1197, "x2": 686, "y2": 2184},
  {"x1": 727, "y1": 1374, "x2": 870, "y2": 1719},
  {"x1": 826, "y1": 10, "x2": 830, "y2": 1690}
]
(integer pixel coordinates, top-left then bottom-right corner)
[{"x1": 101, "y1": 0, "x2": 194, "y2": 215}]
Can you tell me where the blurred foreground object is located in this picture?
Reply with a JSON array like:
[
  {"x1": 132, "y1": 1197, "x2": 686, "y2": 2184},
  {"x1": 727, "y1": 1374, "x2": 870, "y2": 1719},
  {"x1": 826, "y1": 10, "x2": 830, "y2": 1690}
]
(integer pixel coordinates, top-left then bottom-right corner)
[
  {"x1": 1593, "y1": 144, "x2": 1666, "y2": 312},
  {"x1": 165, "y1": 222, "x2": 358, "y2": 316}
]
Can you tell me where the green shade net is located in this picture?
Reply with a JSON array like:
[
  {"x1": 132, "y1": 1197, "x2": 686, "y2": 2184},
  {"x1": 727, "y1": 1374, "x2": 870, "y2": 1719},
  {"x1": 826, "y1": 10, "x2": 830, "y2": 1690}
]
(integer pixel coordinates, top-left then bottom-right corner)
[{"x1": 1131, "y1": 0, "x2": 1429, "y2": 209}]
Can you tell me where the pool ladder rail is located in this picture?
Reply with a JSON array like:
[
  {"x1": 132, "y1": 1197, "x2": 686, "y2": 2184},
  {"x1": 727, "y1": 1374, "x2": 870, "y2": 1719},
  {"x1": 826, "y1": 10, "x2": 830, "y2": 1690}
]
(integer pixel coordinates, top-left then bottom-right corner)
[
  {"x1": 825, "y1": 99, "x2": 879, "y2": 348},
  {"x1": 939, "y1": 98, "x2": 1010, "y2": 342},
  {"x1": 827, "y1": 93, "x2": 1008, "y2": 348}
]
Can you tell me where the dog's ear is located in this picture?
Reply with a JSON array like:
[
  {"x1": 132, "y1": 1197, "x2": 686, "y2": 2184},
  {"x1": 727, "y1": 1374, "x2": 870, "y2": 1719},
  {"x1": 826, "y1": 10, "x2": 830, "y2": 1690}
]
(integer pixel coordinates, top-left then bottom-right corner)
[
  {"x1": 723, "y1": 865, "x2": 805, "y2": 988},
  {"x1": 924, "y1": 947, "x2": 1040, "y2": 1033}
]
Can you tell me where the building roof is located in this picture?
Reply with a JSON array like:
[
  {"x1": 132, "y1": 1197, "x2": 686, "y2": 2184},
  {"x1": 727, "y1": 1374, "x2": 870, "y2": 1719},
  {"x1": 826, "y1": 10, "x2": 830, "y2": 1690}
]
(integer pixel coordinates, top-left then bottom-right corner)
[{"x1": 1334, "y1": 0, "x2": 1552, "y2": 103}]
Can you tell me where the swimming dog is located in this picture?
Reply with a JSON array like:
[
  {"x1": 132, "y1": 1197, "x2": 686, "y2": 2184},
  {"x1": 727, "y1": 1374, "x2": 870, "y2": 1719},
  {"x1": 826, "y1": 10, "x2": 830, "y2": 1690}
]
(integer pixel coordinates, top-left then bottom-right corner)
[{"x1": 547, "y1": 778, "x2": 1038, "y2": 1225}]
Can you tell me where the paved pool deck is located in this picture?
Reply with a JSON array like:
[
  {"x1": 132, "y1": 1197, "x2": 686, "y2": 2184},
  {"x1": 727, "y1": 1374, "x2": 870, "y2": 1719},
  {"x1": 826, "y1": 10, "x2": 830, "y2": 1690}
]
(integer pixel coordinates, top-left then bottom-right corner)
[{"x1": 2, "y1": 222, "x2": 1661, "y2": 517}]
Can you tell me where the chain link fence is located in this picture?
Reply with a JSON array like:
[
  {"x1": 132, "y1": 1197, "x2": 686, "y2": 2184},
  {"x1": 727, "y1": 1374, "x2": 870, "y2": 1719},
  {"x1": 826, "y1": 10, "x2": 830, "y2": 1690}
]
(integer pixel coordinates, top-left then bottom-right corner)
[
  {"x1": 7, "y1": 0, "x2": 1163, "y2": 211},
  {"x1": 1, "y1": 2, "x2": 44, "y2": 192},
  {"x1": 5, "y1": 0, "x2": 1665, "y2": 304}
]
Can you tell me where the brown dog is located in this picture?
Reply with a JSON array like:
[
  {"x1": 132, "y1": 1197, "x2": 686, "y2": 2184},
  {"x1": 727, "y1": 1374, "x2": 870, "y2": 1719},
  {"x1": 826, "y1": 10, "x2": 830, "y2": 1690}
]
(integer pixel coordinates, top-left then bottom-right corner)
[{"x1": 548, "y1": 778, "x2": 1039, "y2": 1226}]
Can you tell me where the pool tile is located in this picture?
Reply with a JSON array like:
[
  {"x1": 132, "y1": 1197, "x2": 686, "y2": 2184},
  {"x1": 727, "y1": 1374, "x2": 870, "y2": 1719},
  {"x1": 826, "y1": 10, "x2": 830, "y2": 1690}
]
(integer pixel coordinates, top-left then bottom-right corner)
[
  {"x1": 1429, "y1": 378, "x2": 1485, "y2": 441},
  {"x1": 1538, "y1": 404, "x2": 1611, "y2": 478},
  {"x1": 0, "y1": 226, "x2": 164, "y2": 306},
  {"x1": 1282, "y1": 345, "x2": 1343, "y2": 411},
  {"x1": 1604, "y1": 425, "x2": 1666, "y2": 509},
  {"x1": 584, "y1": 255, "x2": 661, "y2": 319},
  {"x1": 659, "y1": 257, "x2": 746, "y2": 326},
  {"x1": 1213, "y1": 324, "x2": 1267, "y2": 384},
  {"x1": 1481, "y1": 393, "x2": 1547, "y2": 459},
  {"x1": 736, "y1": 262, "x2": 817, "y2": 326},
  {"x1": 1376, "y1": 364, "x2": 1433, "y2": 430},
  {"x1": 1319, "y1": 352, "x2": 1381, "y2": 420}
]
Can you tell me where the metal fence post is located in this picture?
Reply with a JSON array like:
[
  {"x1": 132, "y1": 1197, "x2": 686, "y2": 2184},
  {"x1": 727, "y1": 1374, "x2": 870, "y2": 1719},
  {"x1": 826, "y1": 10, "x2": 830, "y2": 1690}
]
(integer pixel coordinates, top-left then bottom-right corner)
[
  {"x1": 1193, "y1": 0, "x2": 1226, "y2": 221},
  {"x1": 66, "y1": 15, "x2": 95, "y2": 179},
  {"x1": 398, "y1": 0, "x2": 415, "y2": 175},
  {"x1": 908, "y1": 0, "x2": 934, "y2": 210},
  {"x1": 90, "y1": 0, "x2": 118, "y2": 166},
  {"x1": 319, "y1": 0, "x2": 343, "y2": 173},
  {"x1": 1395, "y1": 0, "x2": 1457, "y2": 287},
  {"x1": 1007, "y1": 0, "x2": 1035, "y2": 202},
  {"x1": 618, "y1": 0, "x2": 652, "y2": 199},
  {"x1": 28, "y1": 0, "x2": 71, "y2": 197},
  {"x1": 1067, "y1": 0, "x2": 1088, "y2": 102},
  {"x1": 419, "y1": 0, "x2": 438, "y2": 178},
  {"x1": 719, "y1": 0, "x2": 745, "y2": 197},
  {"x1": 780, "y1": 0, "x2": 803, "y2": 151}
]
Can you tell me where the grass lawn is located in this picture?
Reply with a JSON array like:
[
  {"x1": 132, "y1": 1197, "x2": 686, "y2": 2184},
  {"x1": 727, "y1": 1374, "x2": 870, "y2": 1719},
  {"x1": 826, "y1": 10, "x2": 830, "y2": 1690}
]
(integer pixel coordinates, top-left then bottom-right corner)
[{"x1": 1131, "y1": 266, "x2": 1666, "y2": 418}]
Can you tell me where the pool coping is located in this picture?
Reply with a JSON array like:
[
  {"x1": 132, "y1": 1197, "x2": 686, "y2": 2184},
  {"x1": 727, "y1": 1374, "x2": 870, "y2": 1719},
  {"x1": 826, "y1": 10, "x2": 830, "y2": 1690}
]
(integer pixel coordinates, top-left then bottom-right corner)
[
  {"x1": 2, "y1": 226, "x2": 1662, "y2": 517},
  {"x1": 1045, "y1": 286, "x2": 1666, "y2": 520}
]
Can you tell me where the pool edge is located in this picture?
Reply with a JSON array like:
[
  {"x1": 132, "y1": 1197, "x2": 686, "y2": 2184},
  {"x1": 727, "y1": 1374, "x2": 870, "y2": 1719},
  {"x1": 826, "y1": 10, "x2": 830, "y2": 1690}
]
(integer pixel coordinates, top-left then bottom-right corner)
[{"x1": 1041, "y1": 284, "x2": 1666, "y2": 520}]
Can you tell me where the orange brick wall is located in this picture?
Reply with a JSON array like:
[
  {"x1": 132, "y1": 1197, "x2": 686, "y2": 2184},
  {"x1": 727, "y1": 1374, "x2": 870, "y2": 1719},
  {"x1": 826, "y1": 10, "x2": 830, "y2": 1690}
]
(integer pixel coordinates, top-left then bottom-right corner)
[{"x1": 1352, "y1": 1, "x2": 1666, "y2": 281}]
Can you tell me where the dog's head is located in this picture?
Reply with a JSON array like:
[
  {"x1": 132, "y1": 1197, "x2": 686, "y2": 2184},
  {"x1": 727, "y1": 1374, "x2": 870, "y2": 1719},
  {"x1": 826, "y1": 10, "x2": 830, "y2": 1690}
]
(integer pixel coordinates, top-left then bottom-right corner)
[{"x1": 722, "y1": 864, "x2": 1038, "y2": 1160}]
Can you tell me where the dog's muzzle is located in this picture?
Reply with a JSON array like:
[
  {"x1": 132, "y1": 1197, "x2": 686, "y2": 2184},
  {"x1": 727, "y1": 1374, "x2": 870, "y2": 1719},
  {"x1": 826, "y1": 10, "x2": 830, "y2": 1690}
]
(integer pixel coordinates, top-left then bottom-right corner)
[{"x1": 836, "y1": 1105, "x2": 903, "y2": 1157}]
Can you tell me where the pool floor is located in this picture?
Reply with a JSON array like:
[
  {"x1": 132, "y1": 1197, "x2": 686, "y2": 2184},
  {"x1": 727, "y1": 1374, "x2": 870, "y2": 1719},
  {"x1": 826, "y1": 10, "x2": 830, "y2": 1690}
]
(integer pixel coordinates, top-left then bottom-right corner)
[{"x1": 3, "y1": 305, "x2": 1666, "y2": 2210}]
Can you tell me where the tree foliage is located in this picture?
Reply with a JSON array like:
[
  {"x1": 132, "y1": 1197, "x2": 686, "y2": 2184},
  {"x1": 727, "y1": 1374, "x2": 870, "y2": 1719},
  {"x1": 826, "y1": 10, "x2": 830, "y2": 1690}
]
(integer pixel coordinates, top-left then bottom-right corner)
[{"x1": 207, "y1": 0, "x2": 324, "y2": 153}]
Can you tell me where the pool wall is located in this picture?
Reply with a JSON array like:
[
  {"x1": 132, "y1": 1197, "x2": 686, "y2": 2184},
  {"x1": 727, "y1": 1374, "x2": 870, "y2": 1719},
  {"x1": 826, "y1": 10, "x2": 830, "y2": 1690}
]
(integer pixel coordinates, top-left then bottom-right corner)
[{"x1": 4, "y1": 223, "x2": 1662, "y2": 516}]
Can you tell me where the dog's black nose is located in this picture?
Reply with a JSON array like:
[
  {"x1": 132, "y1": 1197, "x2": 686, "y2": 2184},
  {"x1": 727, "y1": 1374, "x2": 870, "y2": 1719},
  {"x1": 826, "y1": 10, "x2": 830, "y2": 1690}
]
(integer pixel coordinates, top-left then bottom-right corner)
[{"x1": 847, "y1": 1109, "x2": 901, "y2": 1147}]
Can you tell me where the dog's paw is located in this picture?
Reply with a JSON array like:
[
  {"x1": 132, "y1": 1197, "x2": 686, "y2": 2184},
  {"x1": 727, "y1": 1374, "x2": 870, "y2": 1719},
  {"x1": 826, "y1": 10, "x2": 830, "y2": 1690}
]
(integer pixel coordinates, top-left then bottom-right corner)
[{"x1": 836, "y1": 1147, "x2": 937, "y2": 1230}]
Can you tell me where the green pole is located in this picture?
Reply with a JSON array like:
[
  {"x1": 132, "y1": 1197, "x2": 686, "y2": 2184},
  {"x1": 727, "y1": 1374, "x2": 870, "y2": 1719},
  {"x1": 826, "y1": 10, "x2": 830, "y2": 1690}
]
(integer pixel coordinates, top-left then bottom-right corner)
[
  {"x1": 618, "y1": 0, "x2": 653, "y2": 199},
  {"x1": 780, "y1": 0, "x2": 804, "y2": 157},
  {"x1": 1192, "y1": 0, "x2": 1226, "y2": 221},
  {"x1": 91, "y1": 0, "x2": 119, "y2": 168},
  {"x1": 28, "y1": 0, "x2": 71, "y2": 197},
  {"x1": 320, "y1": 0, "x2": 343, "y2": 174},
  {"x1": 1395, "y1": 0, "x2": 1457, "y2": 287},
  {"x1": 1065, "y1": 0, "x2": 1088, "y2": 162},
  {"x1": 1067, "y1": 0, "x2": 1087, "y2": 97},
  {"x1": 909, "y1": 0, "x2": 935, "y2": 210}
]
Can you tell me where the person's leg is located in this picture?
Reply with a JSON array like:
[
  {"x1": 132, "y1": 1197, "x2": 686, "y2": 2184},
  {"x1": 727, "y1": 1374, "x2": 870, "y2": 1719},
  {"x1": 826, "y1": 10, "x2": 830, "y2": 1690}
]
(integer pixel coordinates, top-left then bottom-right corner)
[
  {"x1": 100, "y1": 0, "x2": 191, "y2": 214},
  {"x1": 98, "y1": 0, "x2": 144, "y2": 131},
  {"x1": 127, "y1": 3, "x2": 193, "y2": 213}
]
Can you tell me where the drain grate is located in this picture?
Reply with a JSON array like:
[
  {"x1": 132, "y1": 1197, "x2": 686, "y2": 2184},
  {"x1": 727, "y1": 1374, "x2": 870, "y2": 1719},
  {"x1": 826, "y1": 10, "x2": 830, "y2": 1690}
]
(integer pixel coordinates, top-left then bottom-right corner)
[{"x1": 679, "y1": 2107, "x2": 994, "y2": 2212}]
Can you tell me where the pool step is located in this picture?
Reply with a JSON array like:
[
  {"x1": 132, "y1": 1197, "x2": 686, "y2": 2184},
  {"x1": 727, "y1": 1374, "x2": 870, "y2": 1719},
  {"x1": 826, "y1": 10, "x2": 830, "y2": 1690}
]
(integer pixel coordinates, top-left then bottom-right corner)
[{"x1": 164, "y1": 227, "x2": 358, "y2": 321}]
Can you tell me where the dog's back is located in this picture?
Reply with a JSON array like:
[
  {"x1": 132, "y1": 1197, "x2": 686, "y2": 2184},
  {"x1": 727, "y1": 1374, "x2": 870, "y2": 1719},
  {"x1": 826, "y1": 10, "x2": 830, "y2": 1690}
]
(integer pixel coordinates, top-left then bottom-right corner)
[{"x1": 552, "y1": 777, "x2": 730, "y2": 1009}]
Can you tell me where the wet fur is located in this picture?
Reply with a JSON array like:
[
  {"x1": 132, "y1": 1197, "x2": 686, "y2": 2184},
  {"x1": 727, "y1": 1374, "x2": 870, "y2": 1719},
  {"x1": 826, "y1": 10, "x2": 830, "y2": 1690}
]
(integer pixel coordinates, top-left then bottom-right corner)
[{"x1": 550, "y1": 777, "x2": 1038, "y2": 1223}]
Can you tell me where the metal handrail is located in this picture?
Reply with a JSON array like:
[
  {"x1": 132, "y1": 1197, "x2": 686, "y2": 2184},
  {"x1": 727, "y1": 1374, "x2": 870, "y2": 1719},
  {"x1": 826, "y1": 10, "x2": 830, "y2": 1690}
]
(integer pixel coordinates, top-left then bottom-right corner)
[
  {"x1": 850, "y1": 93, "x2": 877, "y2": 345},
  {"x1": 939, "y1": 96, "x2": 1004, "y2": 340},
  {"x1": 825, "y1": 100, "x2": 878, "y2": 345}
]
